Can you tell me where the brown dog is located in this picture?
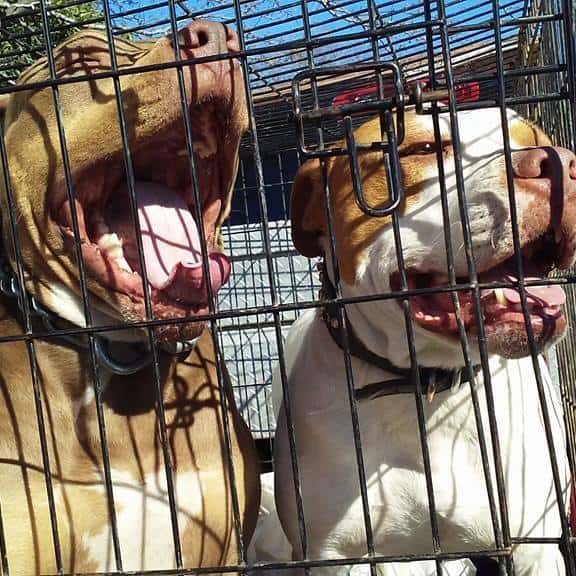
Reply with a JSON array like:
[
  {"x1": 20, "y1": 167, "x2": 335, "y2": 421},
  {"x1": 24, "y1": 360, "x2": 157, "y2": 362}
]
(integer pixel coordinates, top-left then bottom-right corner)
[{"x1": 0, "y1": 21, "x2": 259, "y2": 574}]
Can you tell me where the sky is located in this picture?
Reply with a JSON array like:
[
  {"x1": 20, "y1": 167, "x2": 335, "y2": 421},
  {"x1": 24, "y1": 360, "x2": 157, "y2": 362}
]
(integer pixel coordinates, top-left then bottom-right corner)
[
  {"x1": 107, "y1": 0, "x2": 523, "y2": 45},
  {"x1": 104, "y1": 0, "x2": 525, "y2": 99},
  {"x1": 105, "y1": 0, "x2": 524, "y2": 79}
]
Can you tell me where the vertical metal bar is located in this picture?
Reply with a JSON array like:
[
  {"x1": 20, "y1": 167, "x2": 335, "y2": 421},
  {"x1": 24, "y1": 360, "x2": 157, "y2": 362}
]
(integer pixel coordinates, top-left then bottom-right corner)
[
  {"x1": 226, "y1": 161, "x2": 256, "y2": 436},
  {"x1": 35, "y1": 0, "x2": 125, "y2": 566},
  {"x1": 272, "y1": 314, "x2": 310, "y2": 558},
  {"x1": 163, "y1": 1, "x2": 246, "y2": 567},
  {"x1": 19, "y1": 3, "x2": 84, "y2": 571},
  {"x1": 232, "y1": 1, "x2": 280, "y2": 304},
  {"x1": 238, "y1": 0, "x2": 313, "y2": 566},
  {"x1": 433, "y1": 0, "x2": 515, "y2": 573},
  {"x1": 0, "y1": 112, "x2": 58, "y2": 573},
  {"x1": 25, "y1": 339, "x2": 64, "y2": 574},
  {"x1": 34, "y1": 6, "x2": 128, "y2": 574},
  {"x1": 321, "y1": 152, "x2": 377, "y2": 574},
  {"x1": 300, "y1": 2, "x2": 377, "y2": 572},
  {"x1": 23, "y1": 14, "x2": 126, "y2": 550},
  {"x1": 0, "y1": 106, "x2": 47, "y2": 576},
  {"x1": 560, "y1": 0, "x2": 576, "y2": 138},
  {"x1": 0, "y1": 499, "x2": 8, "y2": 575},
  {"x1": 548, "y1": 0, "x2": 576, "y2": 513},
  {"x1": 491, "y1": 0, "x2": 576, "y2": 572},
  {"x1": 100, "y1": 0, "x2": 183, "y2": 567},
  {"x1": 355, "y1": 13, "x2": 444, "y2": 564},
  {"x1": 264, "y1": 158, "x2": 311, "y2": 563},
  {"x1": 422, "y1": 0, "x2": 506, "y2": 564},
  {"x1": 368, "y1": 112, "x2": 443, "y2": 575}
]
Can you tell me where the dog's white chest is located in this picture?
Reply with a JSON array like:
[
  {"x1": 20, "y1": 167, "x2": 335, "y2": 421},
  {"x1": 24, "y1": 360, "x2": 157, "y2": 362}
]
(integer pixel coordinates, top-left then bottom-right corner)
[
  {"x1": 84, "y1": 468, "x2": 203, "y2": 571},
  {"x1": 273, "y1": 312, "x2": 569, "y2": 568}
]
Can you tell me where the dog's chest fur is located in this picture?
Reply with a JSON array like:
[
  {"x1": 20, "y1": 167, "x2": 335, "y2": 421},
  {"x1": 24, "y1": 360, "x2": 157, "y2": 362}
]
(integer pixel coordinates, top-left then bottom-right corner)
[{"x1": 273, "y1": 310, "x2": 568, "y2": 560}]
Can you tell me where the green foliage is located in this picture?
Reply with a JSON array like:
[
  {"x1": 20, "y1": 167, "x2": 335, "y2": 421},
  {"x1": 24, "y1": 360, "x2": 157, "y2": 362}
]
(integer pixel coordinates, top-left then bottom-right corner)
[{"x1": 0, "y1": 0, "x2": 102, "y2": 84}]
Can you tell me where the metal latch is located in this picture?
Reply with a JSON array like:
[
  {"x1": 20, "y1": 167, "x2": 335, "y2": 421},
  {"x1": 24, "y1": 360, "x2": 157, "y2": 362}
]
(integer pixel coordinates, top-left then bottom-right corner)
[{"x1": 291, "y1": 63, "x2": 449, "y2": 217}]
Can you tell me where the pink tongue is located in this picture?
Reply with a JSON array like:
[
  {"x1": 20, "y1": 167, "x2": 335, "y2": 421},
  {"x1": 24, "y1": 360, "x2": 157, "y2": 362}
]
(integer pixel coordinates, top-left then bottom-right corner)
[
  {"x1": 135, "y1": 181, "x2": 230, "y2": 304},
  {"x1": 502, "y1": 275, "x2": 566, "y2": 306}
]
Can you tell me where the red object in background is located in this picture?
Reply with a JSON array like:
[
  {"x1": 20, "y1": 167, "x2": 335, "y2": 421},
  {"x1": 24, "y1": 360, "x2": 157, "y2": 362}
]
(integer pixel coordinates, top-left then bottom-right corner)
[
  {"x1": 331, "y1": 79, "x2": 480, "y2": 107},
  {"x1": 332, "y1": 82, "x2": 397, "y2": 107},
  {"x1": 452, "y1": 80, "x2": 481, "y2": 102}
]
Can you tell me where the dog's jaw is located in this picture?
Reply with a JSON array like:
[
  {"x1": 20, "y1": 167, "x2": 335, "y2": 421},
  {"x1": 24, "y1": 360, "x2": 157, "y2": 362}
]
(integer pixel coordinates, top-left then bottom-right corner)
[{"x1": 53, "y1": 102, "x2": 242, "y2": 342}]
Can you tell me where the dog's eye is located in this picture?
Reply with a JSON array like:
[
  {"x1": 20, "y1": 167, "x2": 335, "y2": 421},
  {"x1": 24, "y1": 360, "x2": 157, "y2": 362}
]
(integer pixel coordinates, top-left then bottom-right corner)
[
  {"x1": 413, "y1": 143, "x2": 437, "y2": 155},
  {"x1": 400, "y1": 141, "x2": 452, "y2": 157},
  {"x1": 401, "y1": 142, "x2": 440, "y2": 156}
]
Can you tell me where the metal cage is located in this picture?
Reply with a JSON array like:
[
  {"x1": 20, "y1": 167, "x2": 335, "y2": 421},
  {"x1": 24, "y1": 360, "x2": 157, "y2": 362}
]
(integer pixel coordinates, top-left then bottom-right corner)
[{"x1": 0, "y1": 0, "x2": 574, "y2": 574}]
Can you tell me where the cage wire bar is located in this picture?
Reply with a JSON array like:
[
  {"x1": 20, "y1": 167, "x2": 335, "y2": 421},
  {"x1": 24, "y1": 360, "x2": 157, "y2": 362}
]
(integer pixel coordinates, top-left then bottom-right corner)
[
  {"x1": 420, "y1": 0, "x2": 508, "y2": 566},
  {"x1": 0, "y1": 0, "x2": 574, "y2": 574}
]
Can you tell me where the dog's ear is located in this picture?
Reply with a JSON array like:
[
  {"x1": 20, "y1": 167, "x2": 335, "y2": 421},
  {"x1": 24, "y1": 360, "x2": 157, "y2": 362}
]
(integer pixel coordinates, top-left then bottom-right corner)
[
  {"x1": 290, "y1": 158, "x2": 327, "y2": 257},
  {"x1": 533, "y1": 125, "x2": 552, "y2": 146}
]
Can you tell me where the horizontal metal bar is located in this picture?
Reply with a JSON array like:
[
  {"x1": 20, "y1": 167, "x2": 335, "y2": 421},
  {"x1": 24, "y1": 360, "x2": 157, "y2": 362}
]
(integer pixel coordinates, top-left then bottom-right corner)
[
  {"x1": 0, "y1": 21, "x2": 451, "y2": 95},
  {"x1": 1, "y1": 275, "x2": 574, "y2": 345},
  {"x1": 38, "y1": 547, "x2": 515, "y2": 576},
  {"x1": 295, "y1": 87, "x2": 448, "y2": 121}
]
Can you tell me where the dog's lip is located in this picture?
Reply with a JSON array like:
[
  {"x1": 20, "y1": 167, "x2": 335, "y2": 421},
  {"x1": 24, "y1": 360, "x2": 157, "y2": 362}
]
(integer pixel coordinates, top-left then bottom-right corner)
[
  {"x1": 60, "y1": 223, "x2": 215, "y2": 309},
  {"x1": 391, "y1": 230, "x2": 568, "y2": 339},
  {"x1": 58, "y1": 179, "x2": 228, "y2": 297},
  {"x1": 401, "y1": 270, "x2": 565, "y2": 334}
]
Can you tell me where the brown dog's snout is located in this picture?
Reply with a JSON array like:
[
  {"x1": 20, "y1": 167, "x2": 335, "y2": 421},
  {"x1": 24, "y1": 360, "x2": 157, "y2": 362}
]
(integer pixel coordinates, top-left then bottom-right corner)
[{"x1": 173, "y1": 20, "x2": 239, "y2": 56}]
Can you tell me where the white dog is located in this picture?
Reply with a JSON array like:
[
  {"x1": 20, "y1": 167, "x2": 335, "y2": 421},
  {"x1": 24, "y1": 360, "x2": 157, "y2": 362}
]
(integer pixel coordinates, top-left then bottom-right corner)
[{"x1": 272, "y1": 108, "x2": 575, "y2": 575}]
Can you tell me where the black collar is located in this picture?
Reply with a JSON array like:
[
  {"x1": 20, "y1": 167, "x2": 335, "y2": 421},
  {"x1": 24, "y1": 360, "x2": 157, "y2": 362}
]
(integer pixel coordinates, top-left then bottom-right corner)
[
  {"x1": 0, "y1": 251, "x2": 196, "y2": 375},
  {"x1": 318, "y1": 261, "x2": 479, "y2": 402}
]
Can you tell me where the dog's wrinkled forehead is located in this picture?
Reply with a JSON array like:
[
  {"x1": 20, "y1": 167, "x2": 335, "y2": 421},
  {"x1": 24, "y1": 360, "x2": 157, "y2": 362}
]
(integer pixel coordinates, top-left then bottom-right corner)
[
  {"x1": 433, "y1": 108, "x2": 549, "y2": 154},
  {"x1": 19, "y1": 31, "x2": 147, "y2": 81},
  {"x1": 398, "y1": 108, "x2": 547, "y2": 158},
  {"x1": 290, "y1": 108, "x2": 550, "y2": 283},
  {"x1": 4, "y1": 31, "x2": 150, "y2": 126}
]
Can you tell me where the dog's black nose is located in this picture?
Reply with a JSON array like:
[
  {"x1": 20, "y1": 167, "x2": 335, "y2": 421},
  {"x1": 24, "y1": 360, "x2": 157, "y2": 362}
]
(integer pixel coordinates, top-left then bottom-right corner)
[{"x1": 173, "y1": 20, "x2": 239, "y2": 56}]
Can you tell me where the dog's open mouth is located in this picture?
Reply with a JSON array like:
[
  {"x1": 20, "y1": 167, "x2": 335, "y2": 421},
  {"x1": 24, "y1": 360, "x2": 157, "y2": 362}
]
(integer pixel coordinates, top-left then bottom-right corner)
[
  {"x1": 54, "y1": 100, "x2": 238, "y2": 337},
  {"x1": 391, "y1": 231, "x2": 568, "y2": 357}
]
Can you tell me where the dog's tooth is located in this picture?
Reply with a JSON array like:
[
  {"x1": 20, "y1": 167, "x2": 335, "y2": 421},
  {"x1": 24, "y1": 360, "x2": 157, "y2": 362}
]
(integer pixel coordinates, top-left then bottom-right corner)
[
  {"x1": 98, "y1": 232, "x2": 122, "y2": 252},
  {"x1": 494, "y1": 288, "x2": 507, "y2": 306},
  {"x1": 107, "y1": 245, "x2": 125, "y2": 261},
  {"x1": 176, "y1": 149, "x2": 188, "y2": 157},
  {"x1": 97, "y1": 233, "x2": 131, "y2": 272}
]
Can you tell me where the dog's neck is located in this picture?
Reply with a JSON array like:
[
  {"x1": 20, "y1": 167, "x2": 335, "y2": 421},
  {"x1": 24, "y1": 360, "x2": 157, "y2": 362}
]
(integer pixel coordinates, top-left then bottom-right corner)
[
  {"x1": 317, "y1": 259, "x2": 479, "y2": 401},
  {"x1": 0, "y1": 256, "x2": 197, "y2": 376}
]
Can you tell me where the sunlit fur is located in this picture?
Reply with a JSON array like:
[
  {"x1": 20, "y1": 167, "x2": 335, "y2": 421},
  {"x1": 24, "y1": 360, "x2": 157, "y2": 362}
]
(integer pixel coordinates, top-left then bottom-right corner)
[{"x1": 0, "y1": 25, "x2": 259, "y2": 574}]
